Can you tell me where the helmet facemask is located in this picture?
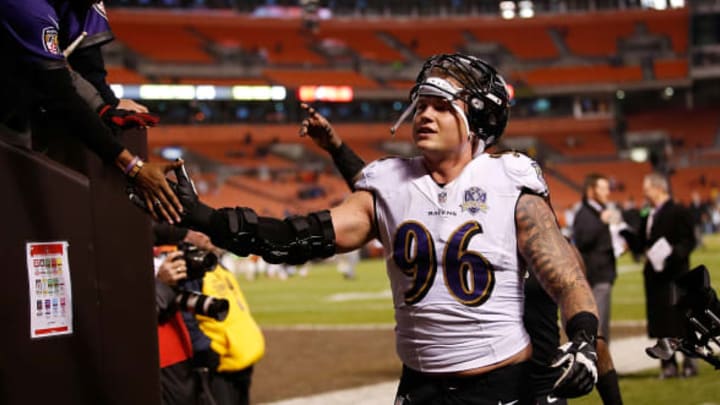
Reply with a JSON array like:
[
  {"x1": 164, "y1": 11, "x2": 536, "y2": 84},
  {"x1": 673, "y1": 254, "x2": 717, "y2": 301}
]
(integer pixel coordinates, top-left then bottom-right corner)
[{"x1": 390, "y1": 54, "x2": 510, "y2": 152}]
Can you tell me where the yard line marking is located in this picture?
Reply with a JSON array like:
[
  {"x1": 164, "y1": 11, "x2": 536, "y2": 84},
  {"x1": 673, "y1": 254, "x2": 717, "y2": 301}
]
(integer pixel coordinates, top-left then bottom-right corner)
[{"x1": 326, "y1": 289, "x2": 393, "y2": 302}]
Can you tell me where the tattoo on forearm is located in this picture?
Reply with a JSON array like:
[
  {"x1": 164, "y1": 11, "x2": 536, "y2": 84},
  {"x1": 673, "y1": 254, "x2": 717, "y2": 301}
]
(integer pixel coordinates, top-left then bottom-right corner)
[{"x1": 516, "y1": 195, "x2": 597, "y2": 317}]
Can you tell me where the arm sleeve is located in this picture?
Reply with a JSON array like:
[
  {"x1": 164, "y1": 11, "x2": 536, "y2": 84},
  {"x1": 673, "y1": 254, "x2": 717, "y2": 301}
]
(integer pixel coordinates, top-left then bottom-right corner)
[
  {"x1": 67, "y1": 45, "x2": 119, "y2": 107},
  {"x1": 69, "y1": 69, "x2": 105, "y2": 111},
  {"x1": 329, "y1": 142, "x2": 366, "y2": 191},
  {"x1": 32, "y1": 66, "x2": 124, "y2": 164}
]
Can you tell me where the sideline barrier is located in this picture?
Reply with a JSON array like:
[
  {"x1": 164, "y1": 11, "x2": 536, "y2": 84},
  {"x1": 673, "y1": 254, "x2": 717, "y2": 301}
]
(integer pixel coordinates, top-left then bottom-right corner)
[{"x1": 0, "y1": 128, "x2": 159, "y2": 404}]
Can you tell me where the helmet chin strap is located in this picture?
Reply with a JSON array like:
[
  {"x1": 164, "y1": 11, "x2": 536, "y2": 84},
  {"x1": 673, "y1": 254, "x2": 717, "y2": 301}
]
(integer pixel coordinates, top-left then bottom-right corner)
[{"x1": 451, "y1": 102, "x2": 487, "y2": 158}]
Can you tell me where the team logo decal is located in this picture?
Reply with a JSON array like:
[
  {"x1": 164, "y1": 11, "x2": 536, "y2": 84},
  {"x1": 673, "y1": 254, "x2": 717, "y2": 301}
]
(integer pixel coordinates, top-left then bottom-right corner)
[
  {"x1": 42, "y1": 27, "x2": 60, "y2": 55},
  {"x1": 531, "y1": 161, "x2": 548, "y2": 189},
  {"x1": 438, "y1": 191, "x2": 447, "y2": 204},
  {"x1": 459, "y1": 186, "x2": 488, "y2": 214}
]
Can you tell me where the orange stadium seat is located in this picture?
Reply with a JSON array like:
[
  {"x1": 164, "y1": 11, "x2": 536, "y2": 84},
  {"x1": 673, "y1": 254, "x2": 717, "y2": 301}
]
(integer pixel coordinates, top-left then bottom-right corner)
[
  {"x1": 557, "y1": 8, "x2": 688, "y2": 57},
  {"x1": 627, "y1": 107, "x2": 719, "y2": 151},
  {"x1": 262, "y1": 69, "x2": 380, "y2": 88},
  {"x1": 386, "y1": 23, "x2": 468, "y2": 58},
  {"x1": 507, "y1": 116, "x2": 613, "y2": 136},
  {"x1": 106, "y1": 66, "x2": 148, "y2": 84},
  {"x1": 471, "y1": 21, "x2": 559, "y2": 60},
  {"x1": 550, "y1": 161, "x2": 653, "y2": 204},
  {"x1": 654, "y1": 59, "x2": 689, "y2": 80},
  {"x1": 110, "y1": 20, "x2": 213, "y2": 63},
  {"x1": 517, "y1": 64, "x2": 644, "y2": 86},
  {"x1": 316, "y1": 23, "x2": 406, "y2": 63},
  {"x1": 562, "y1": 17, "x2": 635, "y2": 57},
  {"x1": 643, "y1": 9, "x2": 689, "y2": 54},
  {"x1": 544, "y1": 173, "x2": 581, "y2": 221},
  {"x1": 195, "y1": 23, "x2": 326, "y2": 66},
  {"x1": 670, "y1": 166, "x2": 720, "y2": 204}
]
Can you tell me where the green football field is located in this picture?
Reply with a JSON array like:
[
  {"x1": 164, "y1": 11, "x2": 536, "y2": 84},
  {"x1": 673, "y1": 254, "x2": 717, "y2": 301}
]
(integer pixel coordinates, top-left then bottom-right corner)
[
  {"x1": 241, "y1": 234, "x2": 720, "y2": 327},
  {"x1": 240, "y1": 234, "x2": 720, "y2": 404}
]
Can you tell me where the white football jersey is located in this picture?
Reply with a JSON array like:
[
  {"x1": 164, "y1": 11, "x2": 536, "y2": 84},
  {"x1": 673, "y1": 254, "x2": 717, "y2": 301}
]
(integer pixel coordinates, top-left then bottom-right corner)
[{"x1": 355, "y1": 152, "x2": 549, "y2": 373}]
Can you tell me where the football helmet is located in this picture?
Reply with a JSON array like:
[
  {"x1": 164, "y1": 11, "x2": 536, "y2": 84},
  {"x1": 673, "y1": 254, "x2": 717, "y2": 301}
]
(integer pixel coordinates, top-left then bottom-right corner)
[
  {"x1": 390, "y1": 53, "x2": 510, "y2": 150},
  {"x1": 645, "y1": 265, "x2": 720, "y2": 369}
]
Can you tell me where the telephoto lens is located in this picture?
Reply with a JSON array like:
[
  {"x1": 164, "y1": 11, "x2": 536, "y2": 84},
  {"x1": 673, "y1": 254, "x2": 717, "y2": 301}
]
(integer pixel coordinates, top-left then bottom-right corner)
[{"x1": 175, "y1": 290, "x2": 229, "y2": 321}]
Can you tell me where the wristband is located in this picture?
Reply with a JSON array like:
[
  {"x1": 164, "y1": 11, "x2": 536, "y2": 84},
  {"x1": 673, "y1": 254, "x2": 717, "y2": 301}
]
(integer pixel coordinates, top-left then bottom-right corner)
[
  {"x1": 566, "y1": 311, "x2": 599, "y2": 341},
  {"x1": 329, "y1": 142, "x2": 365, "y2": 191},
  {"x1": 124, "y1": 156, "x2": 141, "y2": 175},
  {"x1": 127, "y1": 159, "x2": 145, "y2": 179}
]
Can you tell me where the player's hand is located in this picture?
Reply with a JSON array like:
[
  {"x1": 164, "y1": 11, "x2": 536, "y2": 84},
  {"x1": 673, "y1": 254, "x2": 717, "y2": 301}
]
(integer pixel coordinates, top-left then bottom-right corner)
[
  {"x1": 299, "y1": 103, "x2": 342, "y2": 151},
  {"x1": 117, "y1": 98, "x2": 149, "y2": 113},
  {"x1": 551, "y1": 330, "x2": 598, "y2": 398},
  {"x1": 170, "y1": 164, "x2": 216, "y2": 232},
  {"x1": 99, "y1": 104, "x2": 159, "y2": 129},
  {"x1": 133, "y1": 160, "x2": 184, "y2": 224}
]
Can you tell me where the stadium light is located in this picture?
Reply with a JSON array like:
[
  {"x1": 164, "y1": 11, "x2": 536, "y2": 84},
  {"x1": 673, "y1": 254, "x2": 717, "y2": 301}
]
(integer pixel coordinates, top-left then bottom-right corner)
[
  {"x1": 662, "y1": 86, "x2": 674, "y2": 99},
  {"x1": 140, "y1": 85, "x2": 196, "y2": 100},
  {"x1": 629, "y1": 147, "x2": 649, "y2": 163},
  {"x1": 298, "y1": 85, "x2": 353, "y2": 102},
  {"x1": 499, "y1": 1, "x2": 515, "y2": 19},
  {"x1": 110, "y1": 84, "x2": 287, "y2": 101},
  {"x1": 232, "y1": 85, "x2": 287, "y2": 101},
  {"x1": 518, "y1": 1, "x2": 534, "y2": 18},
  {"x1": 669, "y1": 0, "x2": 685, "y2": 7}
]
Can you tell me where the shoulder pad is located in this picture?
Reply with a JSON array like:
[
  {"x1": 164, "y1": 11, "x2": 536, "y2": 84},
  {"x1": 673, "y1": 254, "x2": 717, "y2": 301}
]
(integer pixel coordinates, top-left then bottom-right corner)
[{"x1": 500, "y1": 153, "x2": 549, "y2": 197}]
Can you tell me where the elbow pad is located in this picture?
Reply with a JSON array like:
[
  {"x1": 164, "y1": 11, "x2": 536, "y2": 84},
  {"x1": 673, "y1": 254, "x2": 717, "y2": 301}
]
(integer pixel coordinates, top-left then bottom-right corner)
[{"x1": 213, "y1": 207, "x2": 336, "y2": 265}]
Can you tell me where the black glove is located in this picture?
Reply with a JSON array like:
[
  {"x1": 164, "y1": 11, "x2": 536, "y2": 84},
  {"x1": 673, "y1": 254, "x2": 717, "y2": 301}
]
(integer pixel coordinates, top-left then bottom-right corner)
[
  {"x1": 171, "y1": 164, "x2": 216, "y2": 231},
  {"x1": 98, "y1": 104, "x2": 159, "y2": 129},
  {"x1": 551, "y1": 330, "x2": 598, "y2": 398},
  {"x1": 192, "y1": 348, "x2": 221, "y2": 371}
]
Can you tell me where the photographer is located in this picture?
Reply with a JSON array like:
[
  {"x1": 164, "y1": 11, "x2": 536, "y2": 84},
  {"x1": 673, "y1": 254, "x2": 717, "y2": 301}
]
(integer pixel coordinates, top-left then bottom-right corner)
[
  {"x1": 155, "y1": 224, "x2": 264, "y2": 405},
  {"x1": 154, "y1": 248, "x2": 199, "y2": 405},
  {"x1": 180, "y1": 241, "x2": 265, "y2": 405}
]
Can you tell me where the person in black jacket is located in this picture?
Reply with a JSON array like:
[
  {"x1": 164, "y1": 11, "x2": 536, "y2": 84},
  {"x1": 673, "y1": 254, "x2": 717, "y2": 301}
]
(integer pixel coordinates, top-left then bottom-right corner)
[
  {"x1": 571, "y1": 174, "x2": 624, "y2": 403},
  {"x1": 627, "y1": 172, "x2": 698, "y2": 378},
  {"x1": 573, "y1": 174, "x2": 617, "y2": 341}
]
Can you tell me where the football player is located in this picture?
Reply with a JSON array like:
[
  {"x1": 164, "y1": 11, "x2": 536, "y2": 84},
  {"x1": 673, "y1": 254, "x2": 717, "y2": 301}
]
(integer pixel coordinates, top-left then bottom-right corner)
[
  {"x1": 168, "y1": 54, "x2": 600, "y2": 404},
  {"x1": 298, "y1": 100, "x2": 622, "y2": 404}
]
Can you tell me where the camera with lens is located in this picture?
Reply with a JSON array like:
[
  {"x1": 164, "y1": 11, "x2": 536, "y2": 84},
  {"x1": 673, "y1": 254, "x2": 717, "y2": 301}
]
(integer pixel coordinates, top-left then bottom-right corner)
[
  {"x1": 174, "y1": 289, "x2": 229, "y2": 321},
  {"x1": 176, "y1": 242, "x2": 218, "y2": 280},
  {"x1": 173, "y1": 242, "x2": 229, "y2": 321}
]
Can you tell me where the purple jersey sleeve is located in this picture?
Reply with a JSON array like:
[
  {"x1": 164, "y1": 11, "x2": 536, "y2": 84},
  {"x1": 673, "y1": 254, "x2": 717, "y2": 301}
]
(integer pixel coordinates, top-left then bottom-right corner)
[
  {"x1": 0, "y1": 0, "x2": 65, "y2": 68},
  {"x1": 60, "y1": 1, "x2": 113, "y2": 50},
  {"x1": 0, "y1": 0, "x2": 113, "y2": 68}
]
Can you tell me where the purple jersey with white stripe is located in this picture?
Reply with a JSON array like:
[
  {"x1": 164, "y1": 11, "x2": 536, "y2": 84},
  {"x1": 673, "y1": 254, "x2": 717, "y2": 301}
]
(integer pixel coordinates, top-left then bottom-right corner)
[{"x1": 0, "y1": 0, "x2": 112, "y2": 68}]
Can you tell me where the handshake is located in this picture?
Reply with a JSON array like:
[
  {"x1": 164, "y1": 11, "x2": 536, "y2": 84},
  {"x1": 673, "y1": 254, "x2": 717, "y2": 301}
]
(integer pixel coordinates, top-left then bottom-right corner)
[{"x1": 127, "y1": 163, "x2": 203, "y2": 227}]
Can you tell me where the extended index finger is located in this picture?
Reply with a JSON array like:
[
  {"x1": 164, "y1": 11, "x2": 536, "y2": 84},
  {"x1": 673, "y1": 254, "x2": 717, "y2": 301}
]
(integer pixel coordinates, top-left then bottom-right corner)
[{"x1": 300, "y1": 102, "x2": 318, "y2": 117}]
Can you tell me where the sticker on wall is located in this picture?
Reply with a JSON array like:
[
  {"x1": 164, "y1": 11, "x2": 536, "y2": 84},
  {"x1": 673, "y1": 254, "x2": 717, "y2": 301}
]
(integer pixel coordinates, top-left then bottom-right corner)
[{"x1": 26, "y1": 241, "x2": 73, "y2": 338}]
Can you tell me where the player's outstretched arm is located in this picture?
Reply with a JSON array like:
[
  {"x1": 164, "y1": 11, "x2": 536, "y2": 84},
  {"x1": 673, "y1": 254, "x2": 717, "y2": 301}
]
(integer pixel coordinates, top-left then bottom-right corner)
[
  {"x1": 516, "y1": 193, "x2": 600, "y2": 398},
  {"x1": 163, "y1": 165, "x2": 373, "y2": 263}
]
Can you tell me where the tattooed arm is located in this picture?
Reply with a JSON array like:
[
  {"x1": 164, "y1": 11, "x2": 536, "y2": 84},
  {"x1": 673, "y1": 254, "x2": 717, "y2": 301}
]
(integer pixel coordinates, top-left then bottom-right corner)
[
  {"x1": 515, "y1": 193, "x2": 598, "y2": 325},
  {"x1": 517, "y1": 193, "x2": 600, "y2": 398}
]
